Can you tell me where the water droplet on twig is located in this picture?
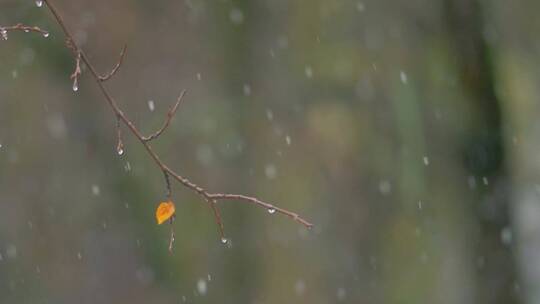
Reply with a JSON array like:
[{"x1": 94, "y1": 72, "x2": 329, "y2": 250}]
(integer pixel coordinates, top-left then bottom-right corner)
[
  {"x1": 268, "y1": 208, "x2": 276, "y2": 214},
  {"x1": 220, "y1": 237, "x2": 228, "y2": 244},
  {"x1": 35, "y1": 0, "x2": 43, "y2": 7},
  {"x1": 42, "y1": 32, "x2": 49, "y2": 38},
  {"x1": 116, "y1": 139, "x2": 125, "y2": 156}
]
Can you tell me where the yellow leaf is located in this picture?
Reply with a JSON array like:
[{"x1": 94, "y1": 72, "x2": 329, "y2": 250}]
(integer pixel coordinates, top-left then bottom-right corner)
[{"x1": 156, "y1": 200, "x2": 175, "y2": 224}]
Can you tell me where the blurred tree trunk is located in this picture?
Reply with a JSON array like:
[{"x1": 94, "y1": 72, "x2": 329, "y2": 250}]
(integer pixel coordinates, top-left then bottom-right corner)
[
  {"x1": 489, "y1": 0, "x2": 540, "y2": 303},
  {"x1": 443, "y1": 1, "x2": 520, "y2": 303}
]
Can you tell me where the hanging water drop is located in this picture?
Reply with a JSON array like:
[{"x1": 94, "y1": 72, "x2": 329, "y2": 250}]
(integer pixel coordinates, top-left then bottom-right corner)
[
  {"x1": 116, "y1": 136, "x2": 125, "y2": 156},
  {"x1": 72, "y1": 81, "x2": 79, "y2": 92},
  {"x1": 42, "y1": 32, "x2": 49, "y2": 38},
  {"x1": 268, "y1": 208, "x2": 276, "y2": 214},
  {"x1": 220, "y1": 237, "x2": 228, "y2": 244},
  {"x1": 117, "y1": 146, "x2": 124, "y2": 156},
  {"x1": 147, "y1": 100, "x2": 155, "y2": 112},
  {"x1": 36, "y1": 0, "x2": 43, "y2": 7}
]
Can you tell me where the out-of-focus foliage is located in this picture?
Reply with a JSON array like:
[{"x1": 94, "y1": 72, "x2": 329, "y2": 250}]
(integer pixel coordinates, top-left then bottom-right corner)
[{"x1": 1, "y1": 0, "x2": 539, "y2": 303}]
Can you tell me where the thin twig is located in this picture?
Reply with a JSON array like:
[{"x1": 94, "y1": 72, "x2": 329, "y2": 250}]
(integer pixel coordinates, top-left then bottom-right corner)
[
  {"x1": 0, "y1": 23, "x2": 49, "y2": 40},
  {"x1": 116, "y1": 115, "x2": 124, "y2": 156},
  {"x1": 142, "y1": 90, "x2": 186, "y2": 142},
  {"x1": 99, "y1": 44, "x2": 127, "y2": 81},
  {"x1": 163, "y1": 171, "x2": 171, "y2": 199},
  {"x1": 70, "y1": 50, "x2": 82, "y2": 92},
  {"x1": 208, "y1": 194, "x2": 313, "y2": 228},
  {"x1": 36, "y1": 0, "x2": 313, "y2": 244},
  {"x1": 168, "y1": 220, "x2": 175, "y2": 253},
  {"x1": 209, "y1": 199, "x2": 225, "y2": 241}
]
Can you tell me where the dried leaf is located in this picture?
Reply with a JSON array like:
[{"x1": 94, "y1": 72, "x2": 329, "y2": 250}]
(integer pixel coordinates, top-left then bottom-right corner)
[{"x1": 156, "y1": 200, "x2": 175, "y2": 224}]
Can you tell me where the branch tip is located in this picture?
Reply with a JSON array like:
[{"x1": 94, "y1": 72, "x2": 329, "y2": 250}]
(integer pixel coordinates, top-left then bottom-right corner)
[
  {"x1": 142, "y1": 90, "x2": 187, "y2": 142},
  {"x1": 99, "y1": 44, "x2": 127, "y2": 81}
]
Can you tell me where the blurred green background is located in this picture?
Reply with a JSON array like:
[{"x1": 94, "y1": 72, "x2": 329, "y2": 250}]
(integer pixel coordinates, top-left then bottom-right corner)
[{"x1": 1, "y1": 0, "x2": 539, "y2": 303}]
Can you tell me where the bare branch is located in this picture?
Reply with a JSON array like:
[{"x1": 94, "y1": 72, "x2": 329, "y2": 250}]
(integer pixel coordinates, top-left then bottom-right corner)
[
  {"x1": 99, "y1": 44, "x2": 127, "y2": 82},
  {"x1": 142, "y1": 90, "x2": 187, "y2": 142},
  {"x1": 68, "y1": 47, "x2": 82, "y2": 92},
  {"x1": 163, "y1": 171, "x2": 171, "y2": 199},
  {"x1": 209, "y1": 200, "x2": 226, "y2": 241},
  {"x1": 115, "y1": 116, "x2": 124, "y2": 156},
  {"x1": 0, "y1": 23, "x2": 49, "y2": 40},
  {"x1": 33, "y1": 0, "x2": 313, "y2": 246},
  {"x1": 209, "y1": 194, "x2": 314, "y2": 228},
  {"x1": 168, "y1": 220, "x2": 175, "y2": 253}
]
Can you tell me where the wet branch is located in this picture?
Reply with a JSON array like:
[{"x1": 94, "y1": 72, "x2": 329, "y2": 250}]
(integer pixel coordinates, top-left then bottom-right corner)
[
  {"x1": 142, "y1": 90, "x2": 186, "y2": 142},
  {"x1": 99, "y1": 44, "x2": 127, "y2": 82},
  {"x1": 0, "y1": 23, "x2": 49, "y2": 40},
  {"x1": 9, "y1": 0, "x2": 313, "y2": 248}
]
